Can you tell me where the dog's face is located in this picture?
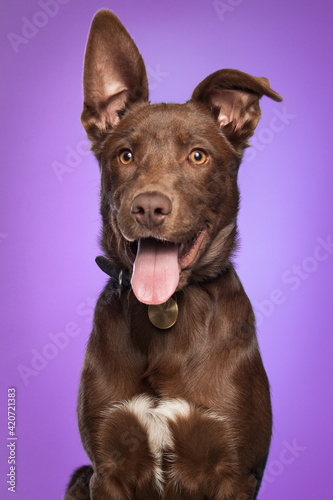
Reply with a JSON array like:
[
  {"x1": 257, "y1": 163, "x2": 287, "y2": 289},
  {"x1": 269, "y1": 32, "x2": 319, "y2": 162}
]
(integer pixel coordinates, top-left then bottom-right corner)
[
  {"x1": 98, "y1": 101, "x2": 239, "y2": 304},
  {"x1": 82, "y1": 10, "x2": 282, "y2": 305}
]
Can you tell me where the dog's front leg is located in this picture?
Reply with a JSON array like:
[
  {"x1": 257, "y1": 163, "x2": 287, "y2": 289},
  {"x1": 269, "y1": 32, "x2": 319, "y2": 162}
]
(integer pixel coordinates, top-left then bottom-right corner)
[
  {"x1": 76, "y1": 292, "x2": 162, "y2": 499},
  {"x1": 86, "y1": 407, "x2": 163, "y2": 500},
  {"x1": 165, "y1": 411, "x2": 258, "y2": 500}
]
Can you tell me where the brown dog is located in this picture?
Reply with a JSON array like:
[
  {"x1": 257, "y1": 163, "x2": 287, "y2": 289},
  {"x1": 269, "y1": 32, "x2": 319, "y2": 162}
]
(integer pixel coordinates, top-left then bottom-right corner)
[{"x1": 65, "y1": 9, "x2": 282, "y2": 500}]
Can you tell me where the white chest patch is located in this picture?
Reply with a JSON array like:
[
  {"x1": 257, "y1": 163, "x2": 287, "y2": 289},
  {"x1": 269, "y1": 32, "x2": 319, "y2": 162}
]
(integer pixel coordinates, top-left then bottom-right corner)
[
  {"x1": 106, "y1": 396, "x2": 190, "y2": 491},
  {"x1": 105, "y1": 395, "x2": 225, "y2": 492}
]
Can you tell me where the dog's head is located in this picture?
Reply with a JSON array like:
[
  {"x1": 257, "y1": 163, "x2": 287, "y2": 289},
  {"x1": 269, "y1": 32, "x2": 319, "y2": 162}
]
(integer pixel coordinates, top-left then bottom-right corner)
[{"x1": 82, "y1": 10, "x2": 282, "y2": 305}]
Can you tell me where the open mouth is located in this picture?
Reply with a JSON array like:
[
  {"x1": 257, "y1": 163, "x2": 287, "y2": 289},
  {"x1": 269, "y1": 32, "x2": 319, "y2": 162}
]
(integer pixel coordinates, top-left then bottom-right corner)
[{"x1": 125, "y1": 230, "x2": 206, "y2": 305}]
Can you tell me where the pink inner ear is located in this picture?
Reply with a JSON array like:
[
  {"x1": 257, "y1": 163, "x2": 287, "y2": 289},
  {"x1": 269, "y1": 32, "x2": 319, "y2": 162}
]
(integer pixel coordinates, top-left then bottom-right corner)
[
  {"x1": 104, "y1": 89, "x2": 129, "y2": 127},
  {"x1": 211, "y1": 89, "x2": 253, "y2": 130}
]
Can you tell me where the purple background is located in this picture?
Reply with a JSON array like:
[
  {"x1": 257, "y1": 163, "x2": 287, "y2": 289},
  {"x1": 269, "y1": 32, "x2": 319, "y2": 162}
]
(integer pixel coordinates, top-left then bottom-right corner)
[{"x1": 1, "y1": 0, "x2": 332, "y2": 498}]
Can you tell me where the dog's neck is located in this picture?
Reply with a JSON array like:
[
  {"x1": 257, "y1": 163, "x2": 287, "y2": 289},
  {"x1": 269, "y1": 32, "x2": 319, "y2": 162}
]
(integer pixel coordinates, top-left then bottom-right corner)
[{"x1": 95, "y1": 255, "x2": 179, "y2": 330}]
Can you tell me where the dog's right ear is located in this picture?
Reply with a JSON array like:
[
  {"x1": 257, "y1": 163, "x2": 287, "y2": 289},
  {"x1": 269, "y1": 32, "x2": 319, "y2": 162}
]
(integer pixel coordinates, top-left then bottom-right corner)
[{"x1": 81, "y1": 10, "x2": 148, "y2": 143}]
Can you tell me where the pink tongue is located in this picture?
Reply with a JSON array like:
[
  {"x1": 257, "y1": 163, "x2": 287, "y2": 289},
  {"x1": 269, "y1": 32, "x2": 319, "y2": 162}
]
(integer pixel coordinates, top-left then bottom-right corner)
[{"x1": 131, "y1": 239, "x2": 180, "y2": 305}]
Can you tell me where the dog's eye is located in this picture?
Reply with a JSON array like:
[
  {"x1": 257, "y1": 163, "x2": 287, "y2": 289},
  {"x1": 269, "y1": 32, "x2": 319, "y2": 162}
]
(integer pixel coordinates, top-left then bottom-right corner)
[
  {"x1": 188, "y1": 150, "x2": 207, "y2": 165},
  {"x1": 119, "y1": 150, "x2": 133, "y2": 165}
]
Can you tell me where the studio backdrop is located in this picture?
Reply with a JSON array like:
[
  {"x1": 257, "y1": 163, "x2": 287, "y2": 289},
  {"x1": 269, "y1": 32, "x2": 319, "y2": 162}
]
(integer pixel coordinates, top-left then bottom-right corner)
[{"x1": 1, "y1": 1, "x2": 332, "y2": 499}]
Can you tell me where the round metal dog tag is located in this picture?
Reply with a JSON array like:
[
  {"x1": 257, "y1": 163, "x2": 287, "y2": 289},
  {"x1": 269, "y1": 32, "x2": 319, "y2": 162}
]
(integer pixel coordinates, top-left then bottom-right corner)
[{"x1": 148, "y1": 297, "x2": 178, "y2": 330}]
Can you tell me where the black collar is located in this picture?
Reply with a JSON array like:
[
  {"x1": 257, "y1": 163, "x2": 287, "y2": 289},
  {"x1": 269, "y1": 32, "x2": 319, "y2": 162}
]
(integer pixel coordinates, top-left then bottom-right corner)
[{"x1": 95, "y1": 256, "x2": 131, "y2": 288}]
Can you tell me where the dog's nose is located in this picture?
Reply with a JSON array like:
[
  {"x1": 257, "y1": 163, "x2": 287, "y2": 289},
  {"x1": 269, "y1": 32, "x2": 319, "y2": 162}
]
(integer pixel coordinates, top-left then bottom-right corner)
[{"x1": 131, "y1": 193, "x2": 172, "y2": 229}]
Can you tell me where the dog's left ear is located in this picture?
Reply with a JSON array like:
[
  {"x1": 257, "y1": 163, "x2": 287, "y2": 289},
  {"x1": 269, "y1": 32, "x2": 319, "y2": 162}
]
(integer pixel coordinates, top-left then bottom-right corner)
[{"x1": 191, "y1": 69, "x2": 282, "y2": 151}]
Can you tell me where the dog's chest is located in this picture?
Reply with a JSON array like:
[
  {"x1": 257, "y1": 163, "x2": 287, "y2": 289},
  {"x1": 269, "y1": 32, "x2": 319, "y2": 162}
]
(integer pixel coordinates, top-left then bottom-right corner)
[{"x1": 104, "y1": 394, "x2": 225, "y2": 492}]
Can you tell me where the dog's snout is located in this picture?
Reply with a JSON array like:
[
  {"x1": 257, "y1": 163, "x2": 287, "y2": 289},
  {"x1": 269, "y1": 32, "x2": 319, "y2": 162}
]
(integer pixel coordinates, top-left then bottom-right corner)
[{"x1": 131, "y1": 193, "x2": 172, "y2": 229}]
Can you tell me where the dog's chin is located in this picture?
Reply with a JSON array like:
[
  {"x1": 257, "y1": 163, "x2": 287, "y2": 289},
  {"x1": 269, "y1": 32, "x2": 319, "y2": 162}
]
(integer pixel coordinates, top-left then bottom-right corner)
[{"x1": 123, "y1": 229, "x2": 206, "y2": 305}]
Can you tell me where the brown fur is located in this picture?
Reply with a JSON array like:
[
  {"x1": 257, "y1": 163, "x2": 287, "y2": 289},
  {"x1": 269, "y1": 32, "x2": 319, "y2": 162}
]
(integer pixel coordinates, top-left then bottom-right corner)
[{"x1": 65, "y1": 9, "x2": 282, "y2": 500}]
